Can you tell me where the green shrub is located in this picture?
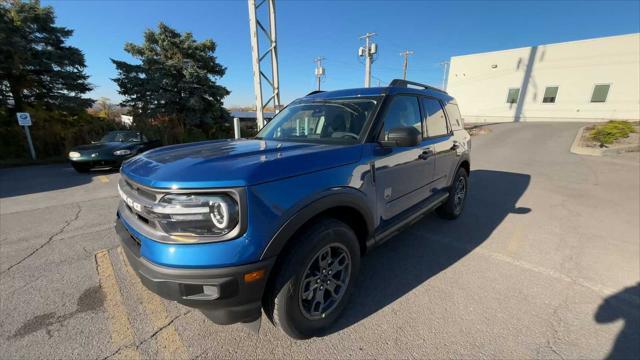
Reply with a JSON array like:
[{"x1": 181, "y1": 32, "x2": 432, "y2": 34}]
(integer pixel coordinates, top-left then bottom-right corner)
[
  {"x1": 0, "y1": 106, "x2": 124, "y2": 161},
  {"x1": 590, "y1": 120, "x2": 636, "y2": 145},
  {"x1": 1, "y1": 106, "x2": 237, "y2": 164}
]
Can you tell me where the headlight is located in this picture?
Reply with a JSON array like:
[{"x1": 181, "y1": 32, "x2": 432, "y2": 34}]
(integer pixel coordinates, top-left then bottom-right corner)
[
  {"x1": 114, "y1": 149, "x2": 132, "y2": 156},
  {"x1": 68, "y1": 151, "x2": 81, "y2": 159},
  {"x1": 152, "y1": 194, "x2": 239, "y2": 236}
]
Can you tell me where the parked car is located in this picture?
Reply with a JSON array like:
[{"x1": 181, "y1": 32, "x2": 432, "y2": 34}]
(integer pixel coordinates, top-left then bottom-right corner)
[
  {"x1": 68, "y1": 131, "x2": 161, "y2": 173},
  {"x1": 115, "y1": 80, "x2": 471, "y2": 339}
]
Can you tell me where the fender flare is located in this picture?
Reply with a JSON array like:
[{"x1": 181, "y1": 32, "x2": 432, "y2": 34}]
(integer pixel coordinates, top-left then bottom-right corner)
[
  {"x1": 450, "y1": 153, "x2": 471, "y2": 186},
  {"x1": 260, "y1": 188, "x2": 375, "y2": 260}
]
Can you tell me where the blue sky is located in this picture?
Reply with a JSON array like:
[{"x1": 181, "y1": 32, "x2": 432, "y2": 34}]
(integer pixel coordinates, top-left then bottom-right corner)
[{"x1": 43, "y1": 0, "x2": 640, "y2": 107}]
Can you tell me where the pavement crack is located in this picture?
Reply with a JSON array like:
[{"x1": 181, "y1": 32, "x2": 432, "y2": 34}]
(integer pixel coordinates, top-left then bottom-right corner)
[
  {"x1": 544, "y1": 294, "x2": 569, "y2": 360},
  {"x1": 1, "y1": 204, "x2": 82, "y2": 275},
  {"x1": 136, "y1": 310, "x2": 193, "y2": 348},
  {"x1": 102, "y1": 310, "x2": 193, "y2": 359}
]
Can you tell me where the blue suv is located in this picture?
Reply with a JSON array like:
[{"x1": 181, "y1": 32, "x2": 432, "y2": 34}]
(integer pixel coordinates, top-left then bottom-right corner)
[{"x1": 115, "y1": 80, "x2": 471, "y2": 339}]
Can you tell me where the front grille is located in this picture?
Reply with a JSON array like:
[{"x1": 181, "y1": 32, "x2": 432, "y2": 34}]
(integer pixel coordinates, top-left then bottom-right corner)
[
  {"x1": 124, "y1": 179, "x2": 158, "y2": 202},
  {"x1": 119, "y1": 176, "x2": 163, "y2": 233}
]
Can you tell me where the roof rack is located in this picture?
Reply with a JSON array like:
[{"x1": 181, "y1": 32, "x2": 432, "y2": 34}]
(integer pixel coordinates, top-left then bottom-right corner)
[
  {"x1": 306, "y1": 90, "x2": 325, "y2": 96},
  {"x1": 388, "y1": 79, "x2": 447, "y2": 94}
]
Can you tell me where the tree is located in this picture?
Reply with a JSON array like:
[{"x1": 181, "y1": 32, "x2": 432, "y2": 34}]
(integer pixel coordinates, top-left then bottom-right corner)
[
  {"x1": 0, "y1": 0, "x2": 93, "y2": 112},
  {"x1": 88, "y1": 97, "x2": 125, "y2": 121},
  {"x1": 111, "y1": 23, "x2": 230, "y2": 132}
]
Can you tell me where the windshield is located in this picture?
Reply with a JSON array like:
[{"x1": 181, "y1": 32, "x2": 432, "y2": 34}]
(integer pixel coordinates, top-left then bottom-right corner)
[
  {"x1": 100, "y1": 131, "x2": 141, "y2": 143},
  {"x1": 256, "y1": 97, "x2": 379, "y2": 144}
]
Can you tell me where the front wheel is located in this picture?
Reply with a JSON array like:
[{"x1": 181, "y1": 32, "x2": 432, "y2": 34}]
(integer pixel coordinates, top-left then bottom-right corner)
[
  {"x1": 436, "y1": 167, "x2": 469, "y2": 219},
  {"x1": 265, "y1": 218, "x2": 360, "y2": 339}
]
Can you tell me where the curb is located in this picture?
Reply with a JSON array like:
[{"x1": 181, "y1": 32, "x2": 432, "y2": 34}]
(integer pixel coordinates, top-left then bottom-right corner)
[
  {"x1": 570, "y1": 126, "x2": 602, "y2": 156},
  {"x1": 570, "y1": 126, "x2": 640, "y2": 156}
]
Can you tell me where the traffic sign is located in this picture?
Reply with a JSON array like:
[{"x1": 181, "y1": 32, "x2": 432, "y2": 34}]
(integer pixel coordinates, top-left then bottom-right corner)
[
  {"x1": 16, "y1": 112, "x2": 36, "y2": 159},
  {"x1": 16, "y1": 112, "x2": 32, "y2": 126}
]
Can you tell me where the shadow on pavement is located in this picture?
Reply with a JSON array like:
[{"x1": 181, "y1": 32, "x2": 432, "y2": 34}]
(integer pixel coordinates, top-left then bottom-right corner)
[
  {"x1": 329, "y1": 169, "x2": 532, "y2": 334},
  {"x1": 0, "y1": 164, "x2": 118, "y2": 198},
  {"x1": 595, "y1": 283, "x2": 640, "y2": 360}
]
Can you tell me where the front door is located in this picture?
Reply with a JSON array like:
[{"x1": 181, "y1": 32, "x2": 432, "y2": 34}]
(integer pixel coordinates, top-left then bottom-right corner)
[{"x1": 374, "y1": 95, "x2": 435, "y2": 220}]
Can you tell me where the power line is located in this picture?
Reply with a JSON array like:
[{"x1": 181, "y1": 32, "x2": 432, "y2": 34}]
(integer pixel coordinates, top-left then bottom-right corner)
[{"x1": 400, "y1": 50, "x2": 414, "y2": 80}]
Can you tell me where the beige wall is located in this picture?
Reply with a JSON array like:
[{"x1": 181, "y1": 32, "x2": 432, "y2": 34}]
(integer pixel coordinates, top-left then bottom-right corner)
[{"x1": 447, "y1": 33, "x2": 640, "y2": 123}]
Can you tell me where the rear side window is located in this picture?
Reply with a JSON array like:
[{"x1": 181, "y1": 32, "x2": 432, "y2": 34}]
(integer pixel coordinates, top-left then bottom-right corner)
[
  {"x1": 444, "y1": 103, "x2": 463, "y2": 130},
  {"x1": 380, "y1": 95, "x2": 422, "y2": 141},
  {"x1": 422, "y1": 98, "x2": 449, "y2": 137}
]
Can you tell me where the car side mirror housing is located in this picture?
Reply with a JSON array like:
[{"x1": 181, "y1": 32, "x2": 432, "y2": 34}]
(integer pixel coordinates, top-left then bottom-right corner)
[{"x1": 380, "y1": 126, "x2": 421, "y2": 147}]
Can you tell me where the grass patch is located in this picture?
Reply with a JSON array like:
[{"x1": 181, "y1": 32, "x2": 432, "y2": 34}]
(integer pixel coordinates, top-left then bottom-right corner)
[{"x1": 590, "y1": 121, "x2": 636, "y2": 145}]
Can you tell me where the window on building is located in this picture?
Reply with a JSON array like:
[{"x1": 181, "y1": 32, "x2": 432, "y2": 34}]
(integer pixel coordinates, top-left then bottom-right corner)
[
  {"x1": 543, "y1": 86, "x2": 559, "y2": 103},
  {"x1": 591, "y1": 84, "x2": 610, "y2": 103},
  {"x1": 422, "y1": 98, "x2": 449, "y2": 137},
  {"x1": 380, "y1": 95, "x2": 422, "y2": 141},
  {"x1": 506, "y1": 88, "x2": 520, "y2": 104}
]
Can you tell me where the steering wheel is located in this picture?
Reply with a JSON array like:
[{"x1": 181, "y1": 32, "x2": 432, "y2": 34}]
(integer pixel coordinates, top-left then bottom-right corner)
[{"x1": 331, "y1": 131, "x2": 359, "y2": 140}]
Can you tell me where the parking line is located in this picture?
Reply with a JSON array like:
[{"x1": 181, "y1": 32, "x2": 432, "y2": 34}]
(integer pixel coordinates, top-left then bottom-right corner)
[
  {"x1": 98, "y1": 175, "x2": 110, "y2": 183},
  {"x1": 95, "y1": 249, "x2": 140, "y2": 360},
  {"x1": 117, "y1": 246, "x2": 189, "y2": 359}
]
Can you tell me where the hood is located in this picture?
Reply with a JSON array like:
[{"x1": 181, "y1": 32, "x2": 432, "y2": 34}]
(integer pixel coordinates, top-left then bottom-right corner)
[
  {"x1": 72, "y1": 142, "x2": 131, "y2": 152},
  {"x1": 121, "y1": 139, "x2": 363, "y2": 188}
]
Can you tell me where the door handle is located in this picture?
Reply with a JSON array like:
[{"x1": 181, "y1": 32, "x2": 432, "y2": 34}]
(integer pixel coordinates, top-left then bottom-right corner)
[
  {"x1": 418, "y1": 148, "x2": 434, "y2": 160},
  {"x1": 451, "y1": 141, "x2": 460, "y2": 150}
]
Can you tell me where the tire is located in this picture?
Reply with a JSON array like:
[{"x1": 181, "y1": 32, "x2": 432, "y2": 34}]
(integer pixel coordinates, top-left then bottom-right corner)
[
  {"x1": 72, "y1": 163, "x2": 91, "y2": 173},
  {"x1": 436, "y1": 167, "x2": 469, "y2": 219},
  {"x1": 264, "y1": 218, "x2": 360, "y2": 339}
]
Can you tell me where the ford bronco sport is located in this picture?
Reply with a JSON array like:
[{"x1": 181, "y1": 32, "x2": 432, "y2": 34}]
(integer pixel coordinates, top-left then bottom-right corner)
[{"x1": 115, "y1": 79, "x2": 471, "y2": 339}]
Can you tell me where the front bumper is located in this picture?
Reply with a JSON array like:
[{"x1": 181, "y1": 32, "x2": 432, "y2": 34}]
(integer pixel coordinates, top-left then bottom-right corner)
[
  {"x1": 115, "y1": 218, "x2": 275, "y2": 325},
  {"x1": 69, "y1": 157, "x2": 123, "y2": 169}
]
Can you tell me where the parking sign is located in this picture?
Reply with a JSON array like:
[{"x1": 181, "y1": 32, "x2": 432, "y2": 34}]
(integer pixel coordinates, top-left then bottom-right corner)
[{"x1": 16, "y1": 112, "x2": 32, "y2": 126}]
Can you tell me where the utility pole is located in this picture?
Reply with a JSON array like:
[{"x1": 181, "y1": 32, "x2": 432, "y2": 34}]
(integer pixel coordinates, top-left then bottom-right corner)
[
  {"x1": 358, "y1": 32, "x2": 377, "y2": 87},
  {"x1": 400, "y1": 50, "x2": 414, "y2": 80},
  {"x1": 314, "y1": 57, "x2": 325, "y2": 91},
  {"x1": 439, "y1": 61, "x2": 450, "y2": 90},
  {"x1": 248, "y1": 0, "x2": 280, "y2": 130}
]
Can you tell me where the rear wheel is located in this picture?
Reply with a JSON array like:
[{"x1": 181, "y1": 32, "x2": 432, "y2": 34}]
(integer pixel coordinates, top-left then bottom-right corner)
[
  {"x1": 265, "y1": 218, "x2": 360, "y2": 339},
  {"x1": 436, "y1": 167, "x2": 468, "y2": 219},
  {"x1": 71, "y1": 163, "x2": 91, "y2": 173}
]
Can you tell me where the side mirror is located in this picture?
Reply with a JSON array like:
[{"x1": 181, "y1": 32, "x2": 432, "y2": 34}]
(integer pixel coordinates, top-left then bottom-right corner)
[{"x1": 380, "y1": 126, "x2": 421, "y2": 147}]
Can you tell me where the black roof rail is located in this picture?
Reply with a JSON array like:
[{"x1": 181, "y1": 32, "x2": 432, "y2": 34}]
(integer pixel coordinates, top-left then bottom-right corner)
[
  {"x1": 388, "y1": 79, "x2": 447, "y2": 94},
  {"x1": 306, "y1": 90, "x2": 325, "y2": 96}
]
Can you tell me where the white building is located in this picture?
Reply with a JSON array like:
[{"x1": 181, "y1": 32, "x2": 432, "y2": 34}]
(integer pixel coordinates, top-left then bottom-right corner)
[{"x1": 446, "y1": 33, "x2": 640, "y2": 123}]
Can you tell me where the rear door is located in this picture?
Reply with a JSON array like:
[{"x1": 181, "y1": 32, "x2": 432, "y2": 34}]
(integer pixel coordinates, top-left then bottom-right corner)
[
  {"x1": 421, "y1": 97, "x2": 457, "y2": 192},
  {"x1": 374, "y1": 95, "x2": 435, "y2": 220}
]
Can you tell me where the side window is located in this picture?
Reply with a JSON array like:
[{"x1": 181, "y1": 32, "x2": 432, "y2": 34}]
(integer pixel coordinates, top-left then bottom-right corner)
[
  {"x1": 422, "y1": 98, "x2": 449, "y2": 137},
  {"x1": 380, "y1": 95, "x2": 422, "y2": 141},
  {"x1": 444, "y1": 103, "x2": 463, "y2": 130}
]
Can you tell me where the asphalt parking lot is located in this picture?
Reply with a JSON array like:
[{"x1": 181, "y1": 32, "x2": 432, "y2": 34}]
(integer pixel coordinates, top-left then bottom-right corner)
[{"x1": 1, "y1": 122, "x2": 638, "y2": 359}]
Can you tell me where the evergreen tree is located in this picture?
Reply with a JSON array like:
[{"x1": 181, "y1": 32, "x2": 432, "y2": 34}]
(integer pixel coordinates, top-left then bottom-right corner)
[
  {"x1": 0, "y1": 0, "x2": 93, "y2": 112},
  {"x1": 112, "y1": 23, "x2": 230, "y2": 130}
]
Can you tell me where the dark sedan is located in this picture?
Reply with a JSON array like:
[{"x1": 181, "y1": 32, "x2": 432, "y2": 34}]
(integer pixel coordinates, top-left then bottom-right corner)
[{"x1": 68, "y1": 131, "x2": 161, "y2": 173}]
